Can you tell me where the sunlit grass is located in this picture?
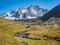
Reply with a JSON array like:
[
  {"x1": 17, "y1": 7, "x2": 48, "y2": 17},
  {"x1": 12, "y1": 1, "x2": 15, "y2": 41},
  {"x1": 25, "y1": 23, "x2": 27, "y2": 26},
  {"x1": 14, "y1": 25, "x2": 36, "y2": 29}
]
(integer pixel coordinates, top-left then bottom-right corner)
[{"x1": 0, "y1": 17, "x2": 60, "y2": 45}]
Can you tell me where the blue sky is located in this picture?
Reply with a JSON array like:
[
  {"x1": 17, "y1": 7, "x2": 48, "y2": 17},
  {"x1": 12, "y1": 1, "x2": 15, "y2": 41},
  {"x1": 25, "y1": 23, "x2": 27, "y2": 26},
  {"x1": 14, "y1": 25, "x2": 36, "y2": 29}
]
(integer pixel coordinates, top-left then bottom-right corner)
[{"x1": 0, "y1": 0, "x2": 60, "y2": 14}]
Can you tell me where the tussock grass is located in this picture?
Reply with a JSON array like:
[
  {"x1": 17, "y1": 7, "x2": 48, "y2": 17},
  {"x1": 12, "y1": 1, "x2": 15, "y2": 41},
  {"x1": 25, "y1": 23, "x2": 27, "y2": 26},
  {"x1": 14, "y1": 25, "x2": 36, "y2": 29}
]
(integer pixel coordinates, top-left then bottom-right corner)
[{"x1": 0, "y1": 17, "x2": 60, "y2": 45}]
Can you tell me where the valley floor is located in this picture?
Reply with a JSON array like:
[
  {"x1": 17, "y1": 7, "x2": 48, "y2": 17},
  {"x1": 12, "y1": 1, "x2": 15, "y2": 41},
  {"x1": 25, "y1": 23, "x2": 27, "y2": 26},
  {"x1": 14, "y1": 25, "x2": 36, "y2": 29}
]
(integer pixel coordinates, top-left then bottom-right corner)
[{"x1": 0, "y1": 17, "x2": 60, "y2": 45}]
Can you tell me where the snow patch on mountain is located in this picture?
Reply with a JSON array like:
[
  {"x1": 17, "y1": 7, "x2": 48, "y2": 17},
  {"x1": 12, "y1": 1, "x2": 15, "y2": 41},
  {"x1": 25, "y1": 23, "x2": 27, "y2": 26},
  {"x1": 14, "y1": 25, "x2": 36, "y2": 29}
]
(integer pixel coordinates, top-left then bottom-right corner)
[{"x1": 0, "y1": 5, "x2": 48, "y2": 20}]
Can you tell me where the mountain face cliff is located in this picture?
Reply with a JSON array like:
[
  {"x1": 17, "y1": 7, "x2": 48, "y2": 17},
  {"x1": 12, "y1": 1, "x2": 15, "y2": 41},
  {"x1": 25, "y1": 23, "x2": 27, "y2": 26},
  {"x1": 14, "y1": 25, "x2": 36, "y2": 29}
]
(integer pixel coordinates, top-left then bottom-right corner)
[{"x1": 0, "y1": 5, "x2": 48, "y2": 20}]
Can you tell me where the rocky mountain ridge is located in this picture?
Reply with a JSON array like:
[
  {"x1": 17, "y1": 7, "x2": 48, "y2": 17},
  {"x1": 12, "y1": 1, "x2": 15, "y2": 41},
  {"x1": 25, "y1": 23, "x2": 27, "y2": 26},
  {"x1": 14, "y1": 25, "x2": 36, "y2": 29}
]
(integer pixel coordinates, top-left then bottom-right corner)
[{"x1": 0, "y1": 5, "x2": 48, "y2": 20}]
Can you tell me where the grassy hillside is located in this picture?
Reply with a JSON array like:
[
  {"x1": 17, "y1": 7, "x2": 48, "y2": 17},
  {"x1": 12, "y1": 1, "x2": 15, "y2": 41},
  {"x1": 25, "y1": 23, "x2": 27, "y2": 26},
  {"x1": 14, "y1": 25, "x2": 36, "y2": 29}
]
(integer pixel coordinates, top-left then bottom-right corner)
[{"x1": 0, "y1": 17, "x2": 60, "y2": 45}]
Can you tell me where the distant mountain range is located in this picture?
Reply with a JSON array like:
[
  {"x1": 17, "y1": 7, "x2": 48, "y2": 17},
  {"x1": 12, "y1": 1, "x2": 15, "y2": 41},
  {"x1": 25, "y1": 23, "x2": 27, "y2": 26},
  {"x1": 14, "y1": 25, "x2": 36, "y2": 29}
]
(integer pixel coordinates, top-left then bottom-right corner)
[
  {"x1": 0, "y1": 4, "x2": 60, "y2": 25},
  {"x1": 0, "y1": 5, "x2": 48, "y2": 20}
]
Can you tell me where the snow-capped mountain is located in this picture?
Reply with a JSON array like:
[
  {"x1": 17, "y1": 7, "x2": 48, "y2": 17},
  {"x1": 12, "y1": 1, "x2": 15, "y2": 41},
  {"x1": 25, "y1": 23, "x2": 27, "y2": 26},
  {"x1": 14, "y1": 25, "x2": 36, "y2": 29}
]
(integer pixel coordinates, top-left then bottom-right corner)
[{"x1": 0, "y1": 5, "x2": 48, "y2": 20}]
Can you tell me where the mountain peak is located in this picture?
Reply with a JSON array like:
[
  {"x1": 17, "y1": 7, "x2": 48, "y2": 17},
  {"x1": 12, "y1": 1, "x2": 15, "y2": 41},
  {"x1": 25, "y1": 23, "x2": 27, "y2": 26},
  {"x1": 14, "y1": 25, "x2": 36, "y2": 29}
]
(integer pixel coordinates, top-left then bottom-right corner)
[{"x1": 0, "y1": 5, "x2": 48, "y2": 20}]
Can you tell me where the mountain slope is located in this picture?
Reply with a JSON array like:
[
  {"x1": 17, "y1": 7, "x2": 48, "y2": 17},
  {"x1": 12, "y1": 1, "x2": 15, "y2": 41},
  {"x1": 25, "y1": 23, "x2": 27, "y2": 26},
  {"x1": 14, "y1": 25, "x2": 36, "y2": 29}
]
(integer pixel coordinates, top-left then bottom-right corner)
[
  {"x1": 41, "y1": 4, "x2": 60, "y2": 21},
  {"x1": 0, "y1": 17, "x2": 60, "y2": 45},
  {"x1": 0, "y1": 17, "x2": 27, "y2": 45}
]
